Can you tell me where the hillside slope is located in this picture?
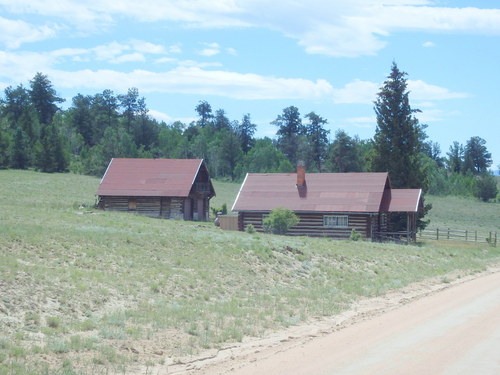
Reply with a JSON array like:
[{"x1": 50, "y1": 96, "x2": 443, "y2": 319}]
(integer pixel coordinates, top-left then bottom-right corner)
[{"x1": 1, "y1": 170, "x2": 499, "y2": 374}]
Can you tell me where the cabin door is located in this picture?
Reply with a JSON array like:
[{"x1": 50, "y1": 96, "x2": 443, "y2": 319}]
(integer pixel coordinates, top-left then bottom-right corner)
[
  {"x1": 183, "y1": 199, "x2": 193, "y2": 220},
  {"x1": 197, "y1": 198, "x2": 205, "y2": 221}
]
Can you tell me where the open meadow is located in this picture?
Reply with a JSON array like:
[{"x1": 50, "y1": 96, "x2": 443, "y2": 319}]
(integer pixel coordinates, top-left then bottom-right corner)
[{"x1": 1, "y1": 170, "x2": 499, "y2": 374}]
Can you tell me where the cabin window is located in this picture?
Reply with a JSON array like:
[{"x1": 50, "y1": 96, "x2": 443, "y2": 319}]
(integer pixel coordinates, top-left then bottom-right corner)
[
  {"x1": 128, "y1": 198, "x2": 137, "y2": 210},
  {"x1": 323, "y1": 215, "x2": 348, "y2": 228}
]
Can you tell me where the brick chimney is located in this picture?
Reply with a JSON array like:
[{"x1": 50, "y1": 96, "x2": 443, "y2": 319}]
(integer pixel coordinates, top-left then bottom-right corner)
[{"x1": 296, "y1": 162, "x2": 305, "y2": 188}]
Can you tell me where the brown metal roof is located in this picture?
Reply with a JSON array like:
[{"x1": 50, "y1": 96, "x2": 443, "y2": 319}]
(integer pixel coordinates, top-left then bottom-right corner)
[
  {"x1": 97, "y1": 158, "x2": 208, "y2": 197},
  {"x1": 232, "y1": 172, "x2": 392, "y2": 213},
  {"x1": 387, "y1": 189, "x2": 422, "y2": 213}
]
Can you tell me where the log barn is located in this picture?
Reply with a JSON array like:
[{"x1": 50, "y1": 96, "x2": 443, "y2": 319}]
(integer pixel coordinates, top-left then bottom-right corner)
[
  {"x1": 231, "y1": 165, "x2": 422, "y2": 240},
  {"x1": 97, "y1": 158, "x2": 215, "y2": 221}
]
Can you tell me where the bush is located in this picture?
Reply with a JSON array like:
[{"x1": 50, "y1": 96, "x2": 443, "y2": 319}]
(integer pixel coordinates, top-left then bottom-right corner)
[
  {"x1": 350, "y1": 228, "x2": 361, "y2": 241},
  {"x1": 211, "y1": 203, "x2": 228, "y2": 217},
  {"x1": 475, "y1": 173, "x2": 498, "y2": 202},
  {"x1": 262, "y1": 207, "x2": 299, "y2": 235},
  {"x1": 245, "y1": 224, "x2": 256, "y2": 234}
]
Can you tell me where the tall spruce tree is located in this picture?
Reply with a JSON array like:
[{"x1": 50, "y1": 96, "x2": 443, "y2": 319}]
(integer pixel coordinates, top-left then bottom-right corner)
[
  {"x1": 372, "y1": 62, "x2": 427, "y2": 190},
  {"x1": 372, "y1": 62, "x2": 430, "y2": 231}
]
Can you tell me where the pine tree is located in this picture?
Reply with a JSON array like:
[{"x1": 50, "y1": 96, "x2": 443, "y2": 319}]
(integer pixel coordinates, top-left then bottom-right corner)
[
  {"x1": 29, "y1": 73, "x2": 64, "y2": 125},
  {"x1": 272, "y1": 106, "x2": 305, "y2": 165},
  {"x1": 10, "y1": 128, "x2": 29, "y2": 169},
  {"x1": 372, "y1": 62, "x2": 427, "y2": 190},
  {"x1": 326, "y1": 130, "x2": 363, "y2": 172},
  {"x1": 304, "y1": 112, "x2": 329, "y2": 171},
  {"x1": 372, "y1": 62, "x2": 430, "y2": 231},
  {"x1": 463, "y1": 136, "x2": 492, "y2": 175},
  {"x1": 237, "y1": 114, "x2": 256, "y2": 153}
]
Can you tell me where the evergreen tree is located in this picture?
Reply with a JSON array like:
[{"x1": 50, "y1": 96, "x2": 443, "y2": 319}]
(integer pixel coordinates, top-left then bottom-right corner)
[
  {"x1": 272, "y1": 106, "x2": 305, "y2": 165},
  {"x1": 372, "y1": 62, "x2": 427, "y2": 190},
  {"x1": 10, "y1": 128, "x2": 28, "y2": 169},
  {"x1": 326, "y1": 130, "x2": 363, "y2": 172},
  {"x1": 118, "y1": 87, "x2": 139, "y2": 133},
  {"x1": 237, "y1": 113, "x2": 256, "y2": 153},
  {"x1": 463, "y1": 136, "x2": 492, "y2": 175},
  {"x1": 69, "y1": 94, "x2": 94, "y2": 146},
  {"x1": 475, "y1": 173, "x2": 498, "y2": 202},
  {"x1": 29, "y1": 73, "x2": 64, "y2": 125},
  {"x1": 446, "y1": 141, "x2": 464, "y2": 173},
  {"x1": 213, "y1": 109, "x2": 231, "y2": 131},
  {"x1": 195, "y1": 100, "x2": 213, "y2": 128},
  {"x1": 304, "y1": 112, "x2": 329, "y2": 171},
  {"x1": 92, "y1": 89, "x2": 119, "y2": 142},
  {"x1": 372, "y1": 62, "x2": 429, "y2": 231},
  {"x1": 0, "y1": 127, "x2": 9, "y2": 168},
  {"x1": 218, "y1": 129, "x2": 243, "y2": 180},
  {"x1": 34, "y1": 123, "x2": 68, "y2": 172}
]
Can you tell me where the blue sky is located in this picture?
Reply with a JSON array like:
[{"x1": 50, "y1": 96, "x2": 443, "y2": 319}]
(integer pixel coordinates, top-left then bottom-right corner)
[{"x1": 1, "y1": 0, "x2": 499, "y2": 169}]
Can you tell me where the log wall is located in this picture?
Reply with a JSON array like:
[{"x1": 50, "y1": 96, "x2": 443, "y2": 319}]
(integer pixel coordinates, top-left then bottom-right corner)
[
  {"x1": 239, "y1": 211, "x2": 379, "y2": 238},
  {"x1": 100, "y1": 196, "x2": 185, "y2": 220}
]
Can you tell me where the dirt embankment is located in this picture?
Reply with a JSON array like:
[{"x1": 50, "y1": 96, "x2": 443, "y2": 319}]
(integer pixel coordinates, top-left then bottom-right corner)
[{"x1": 135, "y1": 266, "x2": 500, "y2": 375}]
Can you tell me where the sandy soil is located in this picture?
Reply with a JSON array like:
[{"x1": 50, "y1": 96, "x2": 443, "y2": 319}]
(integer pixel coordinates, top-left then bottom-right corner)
[{"x1": 136, "y1": 266, "x2": 500, "y2": 375}]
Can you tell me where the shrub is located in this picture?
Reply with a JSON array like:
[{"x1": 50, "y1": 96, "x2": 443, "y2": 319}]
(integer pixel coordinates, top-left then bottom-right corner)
[
  {"x1": 211, "y1": 203, "x2": 228, "y2": 217},
  {"x1": 262, "y1": 207, "x2": 299, "y2": 235},
  {"x1": 475, "y1": 173, "x2": 498, "y2": 202},
  {"x1": 245, "y1": 224, "x2": 256, "y2": 234},
  {"x1": 350, "y1": 228, "x2": 361, "y2": 241}
]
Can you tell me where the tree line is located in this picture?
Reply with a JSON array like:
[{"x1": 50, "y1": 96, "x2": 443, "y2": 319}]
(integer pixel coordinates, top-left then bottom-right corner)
[{"x1": 0, "y1": 65, "x2": 497, "y2": 207}]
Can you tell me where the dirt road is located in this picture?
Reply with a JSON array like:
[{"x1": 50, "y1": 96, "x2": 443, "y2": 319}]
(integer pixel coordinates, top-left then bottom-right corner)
[{"x1": 172, "y1": 268, "x2": 500, "y2": 375}]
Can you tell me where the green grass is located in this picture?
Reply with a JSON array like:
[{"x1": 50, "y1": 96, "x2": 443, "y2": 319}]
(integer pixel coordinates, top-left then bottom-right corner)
[
  {"x1": 426, "y1": 195, "x2": 500, "y2": 232},
  {"x1": 0, "y1": 170, "x2": 499, "y2": 374}
]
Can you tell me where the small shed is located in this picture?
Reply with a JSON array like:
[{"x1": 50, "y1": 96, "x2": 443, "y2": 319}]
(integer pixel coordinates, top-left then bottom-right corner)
[
  {"x1": 231, "y1": 165, "x2": 422, "y2": 240},
  {"x1": 97, "y1": 158, "x2": 215, "y2": 221}
]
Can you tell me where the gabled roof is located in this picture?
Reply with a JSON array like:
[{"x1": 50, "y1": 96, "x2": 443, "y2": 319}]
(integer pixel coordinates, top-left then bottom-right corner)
[
  {"x1": 232, "y1": 172, "x2": 392, "y2": 213},
  {"x1": 97, "y1": 158, "x2": 213, "y2": 197},
  {"x1": 387, "y1": 189, "x2": 422, "y2": 213}
]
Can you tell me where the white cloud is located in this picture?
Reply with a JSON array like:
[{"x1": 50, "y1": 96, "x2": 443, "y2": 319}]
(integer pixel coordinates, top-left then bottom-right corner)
[
  {"x1": 423, "y1": 41, "x2": 435, "y2": 47},
  {"x1": 4, "y1": 1, "x2": 500, "y2": 55},
  {"x1": 42, "y1": 67, "x2": 333, "y2": 101},
  {"x1": 408, "y1": 80, "x2": 469, "y2": 100},
  {"x1": 149, "y1": 109, "x2": 195, "y2": 125},
  {"x1": 345, "y1": 116, "x2": 376, "y2": 129},
  {"x1": 198, "y1": 42, "x2": 221, "y2": 56},
  {"x1": 130, "y1": 40, "x2": 166, "y2": 54},
  {"x1": 0, "y1": 16, "x2": 57, "y2": 48},
  {"x1": 109, "y1": 53, "x2": 146, "y2": 64},
  {"x1": 332, "y1": 80, "x2": 379, "y2": 104}
]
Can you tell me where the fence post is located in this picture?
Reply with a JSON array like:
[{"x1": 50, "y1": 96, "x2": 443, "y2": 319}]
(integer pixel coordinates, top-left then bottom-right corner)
[
  {"x1": 465, "y1": 230, "x2": 468, "y2": 241},
  {"x1": 447, "y1": 228, "x2": 450, "y2": 240},
  {"x1": 475, "y1": 231, "x2": 477, "y2": 242},
  {"x1": 437, "y1": 228, "x2": 439, "y2": 240}
]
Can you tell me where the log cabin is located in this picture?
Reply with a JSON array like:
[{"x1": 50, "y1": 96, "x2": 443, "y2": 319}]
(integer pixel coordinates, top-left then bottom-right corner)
[
  {"x1": 231, "y1": 165, "x2": 422, "y2": 241},
  {"x1": 97, "y1": 158, "x2": 215, "y2": 220}
]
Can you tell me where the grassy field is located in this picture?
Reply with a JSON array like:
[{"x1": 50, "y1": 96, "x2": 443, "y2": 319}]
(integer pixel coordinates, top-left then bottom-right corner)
[{"x1": 1, "y1": 170, "x2": 499, "y2": 374}]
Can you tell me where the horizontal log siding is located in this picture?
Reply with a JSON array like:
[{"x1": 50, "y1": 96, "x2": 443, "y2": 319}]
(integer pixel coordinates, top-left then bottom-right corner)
[
  {"x1": 102, "y1": 196, "x2": 129, "y2": 212},
  {"x1": 240, "y1": 211, "x2": 371, "y2": 238},
  {"x1": 160, "y1": 197, "x2": 171, "y2": 219},
  {"x1": 136, "y1": 197, "x2": 161, "y2": 218},
  {"x1": 101, "y1": 196, "x2": 185, "y2": 220},
  {"x1": 170, "y1": 198, "x2": 184, "y2": 220}
]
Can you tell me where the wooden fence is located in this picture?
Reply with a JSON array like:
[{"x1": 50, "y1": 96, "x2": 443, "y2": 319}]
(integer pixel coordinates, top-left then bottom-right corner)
[
  {"x1": 219, "y1": 215, "x2": 239, "y2": 231},
  {"x1": 418, "y1": 228, "x2": 497, "y2": 246}
]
